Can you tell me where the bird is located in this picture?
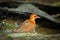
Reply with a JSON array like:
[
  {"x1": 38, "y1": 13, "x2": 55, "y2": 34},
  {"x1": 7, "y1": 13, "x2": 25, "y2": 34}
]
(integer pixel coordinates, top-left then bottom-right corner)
[{"x1": 13, "y1": 13, "x2": 40, "y2": 33}]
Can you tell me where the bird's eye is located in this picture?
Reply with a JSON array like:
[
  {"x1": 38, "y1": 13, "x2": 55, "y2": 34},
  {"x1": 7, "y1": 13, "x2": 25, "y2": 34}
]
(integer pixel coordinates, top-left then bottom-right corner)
[{"x1": 34, "y1": 16, "x2": 37, "y2": 17}]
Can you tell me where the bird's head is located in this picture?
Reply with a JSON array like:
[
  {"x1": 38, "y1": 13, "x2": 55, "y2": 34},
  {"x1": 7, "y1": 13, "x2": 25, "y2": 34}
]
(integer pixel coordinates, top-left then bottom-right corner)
[{"x1": 30, "y1": 13, "x2": 40, "y2": 24}]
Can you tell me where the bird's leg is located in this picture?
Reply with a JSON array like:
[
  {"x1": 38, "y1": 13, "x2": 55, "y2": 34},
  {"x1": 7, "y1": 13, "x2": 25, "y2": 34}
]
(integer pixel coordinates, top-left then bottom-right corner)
[
  {"x1": 32, "y1": 28, "x2": 37, "y2": 33},
  {"x1": 33, "y1": 29, "x2": 36, "y2": 33}
]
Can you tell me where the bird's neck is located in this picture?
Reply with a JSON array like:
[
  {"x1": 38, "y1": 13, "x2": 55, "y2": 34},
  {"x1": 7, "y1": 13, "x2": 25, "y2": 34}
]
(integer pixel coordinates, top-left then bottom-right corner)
[{"x1": 30, "y1": 18, "x2": 35, "y2": 24}]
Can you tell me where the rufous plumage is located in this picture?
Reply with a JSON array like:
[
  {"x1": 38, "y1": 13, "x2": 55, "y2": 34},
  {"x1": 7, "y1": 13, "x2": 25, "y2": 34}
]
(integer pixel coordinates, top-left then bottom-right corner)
[{"x1": 13, "y1": 14, "x2": 40, "y2": 33}]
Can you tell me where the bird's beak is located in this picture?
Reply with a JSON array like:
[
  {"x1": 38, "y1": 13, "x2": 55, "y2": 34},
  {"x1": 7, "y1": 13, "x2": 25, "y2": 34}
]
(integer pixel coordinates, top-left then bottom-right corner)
[
  {"x1": 37, "y1": 16, "x2": 40, "y2": 18},
  {"x1": 37, "y1": 17, "x2": 40, "y2": 18}
]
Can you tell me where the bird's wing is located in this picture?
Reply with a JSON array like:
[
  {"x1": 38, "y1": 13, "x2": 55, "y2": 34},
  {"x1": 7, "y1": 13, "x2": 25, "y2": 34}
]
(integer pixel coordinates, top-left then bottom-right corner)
[
  {"x1": 19, "y1": 19, "x2": 36, "y2": 32},
  {"x1": 20, "y1": 19, "x2": 33, "y2": 29}
]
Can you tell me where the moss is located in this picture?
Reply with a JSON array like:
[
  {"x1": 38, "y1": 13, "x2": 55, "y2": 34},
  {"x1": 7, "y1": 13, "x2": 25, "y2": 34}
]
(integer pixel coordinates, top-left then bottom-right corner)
[
  {"x1": 6, "y1": 23, "x2": 15, "y2": 29},
  {"x1": 6, "y1": 33, "x2": 60, "y2": 40}
]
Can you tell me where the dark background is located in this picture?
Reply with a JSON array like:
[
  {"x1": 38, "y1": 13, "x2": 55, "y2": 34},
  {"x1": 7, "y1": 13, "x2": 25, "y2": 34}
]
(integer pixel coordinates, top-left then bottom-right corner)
[{"x1": 0, "y1": 0, "x2": 60, "y2": 5}]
